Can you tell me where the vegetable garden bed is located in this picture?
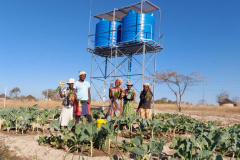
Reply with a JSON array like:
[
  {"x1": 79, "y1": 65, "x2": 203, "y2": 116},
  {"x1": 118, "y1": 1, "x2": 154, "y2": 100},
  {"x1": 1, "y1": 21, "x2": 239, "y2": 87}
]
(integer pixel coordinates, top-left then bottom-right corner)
[{"x1": 0, "y1": 105, "x2": 240, "y2": 160}]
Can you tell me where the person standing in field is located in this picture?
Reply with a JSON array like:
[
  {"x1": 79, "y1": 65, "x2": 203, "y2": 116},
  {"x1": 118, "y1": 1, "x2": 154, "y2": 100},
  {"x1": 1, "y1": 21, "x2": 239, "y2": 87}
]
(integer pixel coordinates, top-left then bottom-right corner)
[
  {"x1": 58, "y1": 78, "x2": 75, "y2": 127},
  {"x1": 137, "y1": 83, "x2": 153, "y2": 119},
  {"x1": 122, "y1": 80, "x2": 136, "y2": 117},
  {"x1": 74, "y1": 71, "x2": 92, "y2": 123},
  {"x1": 107, "y1": 79, "x2": 125, "y2": 121}
]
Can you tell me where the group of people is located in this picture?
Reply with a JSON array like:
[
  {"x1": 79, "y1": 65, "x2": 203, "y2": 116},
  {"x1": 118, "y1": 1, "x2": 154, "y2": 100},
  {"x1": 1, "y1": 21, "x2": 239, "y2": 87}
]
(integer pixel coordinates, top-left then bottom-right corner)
[
  {"x1": 58, "y1": 71, "x2": 153, "y2": 128},
  {"x1": 58, "y1": 71, "x2": 92, "y2": 127}
]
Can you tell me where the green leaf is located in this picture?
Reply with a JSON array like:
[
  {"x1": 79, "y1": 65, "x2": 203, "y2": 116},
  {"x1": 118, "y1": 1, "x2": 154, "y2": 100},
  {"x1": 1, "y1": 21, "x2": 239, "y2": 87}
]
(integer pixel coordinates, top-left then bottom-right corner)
[
  {"x1": 3, "y1": 143, "x2": 10, "y2": 160},
  {"x1": 22, "y1": 114, "x2": 31, "y2": 121},
  {"x1": 142, "y1": 144, "x2": 149, "y2": 152},
  {"x1": 170, "y1": 137, "x2": 181, "y2": 149},
  {"x1": 150, "y1": 138, "x2": 166, "y2": 154},
  {"x1": 133, "y1": 146, "x2": 144, "y2": 156},
  {"x1": 50, "y1": 120, "x2": 60, "y2": 131},
  {"x1": 63, "y1": 135, "x2": 74, "y2": 141},
  {"x1": 194, "y1": 150, "x2": 213, "y2": 159},
  {"x1": 133, "y1": 136, "x2": 142, "y2": 146},
  {"x1": 75, "y1": 124, "x2": 82, "y2": 135},
  {"x1": 212, "y1": 154, "x2": 224, "y2": 160},
  {"x1": 67, "y1": 120, "x2": 75, "y2": 131}
]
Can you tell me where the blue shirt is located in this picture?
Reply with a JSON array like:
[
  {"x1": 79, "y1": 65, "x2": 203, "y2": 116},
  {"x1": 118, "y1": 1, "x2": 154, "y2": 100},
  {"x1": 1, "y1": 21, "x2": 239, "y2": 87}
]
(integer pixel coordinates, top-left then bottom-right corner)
[{"x1": 74, "y1": 81, "x2": 90, "y2": 100}]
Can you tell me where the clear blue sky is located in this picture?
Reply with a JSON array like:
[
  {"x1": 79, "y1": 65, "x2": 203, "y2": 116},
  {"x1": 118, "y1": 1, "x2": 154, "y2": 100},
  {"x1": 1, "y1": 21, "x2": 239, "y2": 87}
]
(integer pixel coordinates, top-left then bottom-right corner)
[{"x1": 0, "y1": 0, "x2": 240, "y2": 105}]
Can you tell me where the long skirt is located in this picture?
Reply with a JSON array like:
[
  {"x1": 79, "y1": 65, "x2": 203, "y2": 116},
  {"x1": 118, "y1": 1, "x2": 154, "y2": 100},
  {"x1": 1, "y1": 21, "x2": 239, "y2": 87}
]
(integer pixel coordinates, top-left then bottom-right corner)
[
  {"x1": 59, "y1": 105, "x2": 74, "y2": 126},
  {"x1": 74, "y1": 101, "x2": 91, "y2": 116},
  {"x1": 122, "y1": 101, "x2": 135, "y2": 117},
  {"x1": 107, "y1": 99, "x2": 122, "y2": 121}
]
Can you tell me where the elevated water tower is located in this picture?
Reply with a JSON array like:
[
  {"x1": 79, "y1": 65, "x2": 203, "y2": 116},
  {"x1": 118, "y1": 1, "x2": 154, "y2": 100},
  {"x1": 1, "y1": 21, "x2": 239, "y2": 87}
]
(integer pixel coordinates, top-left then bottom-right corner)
[{"x1": 87, "y1": 0, "x2": 163, "y2": 112}]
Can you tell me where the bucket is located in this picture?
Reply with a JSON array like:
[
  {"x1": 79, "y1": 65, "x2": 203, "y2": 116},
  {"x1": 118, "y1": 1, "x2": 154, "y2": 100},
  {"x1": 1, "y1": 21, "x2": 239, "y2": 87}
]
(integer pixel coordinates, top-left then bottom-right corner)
[{"x1": 96, "y1": 119, "x2": 107, "y2": 128}]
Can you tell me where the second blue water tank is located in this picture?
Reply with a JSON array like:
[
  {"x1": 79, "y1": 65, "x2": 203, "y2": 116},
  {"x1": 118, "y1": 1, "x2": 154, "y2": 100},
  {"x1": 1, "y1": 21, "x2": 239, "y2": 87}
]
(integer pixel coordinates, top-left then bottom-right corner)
[
  {"x1": 121, "y1": 9, "x2": 155, "y2": 42},
  {"x1": 95, "y1": 18, "x2": 121, "y2": 48}
]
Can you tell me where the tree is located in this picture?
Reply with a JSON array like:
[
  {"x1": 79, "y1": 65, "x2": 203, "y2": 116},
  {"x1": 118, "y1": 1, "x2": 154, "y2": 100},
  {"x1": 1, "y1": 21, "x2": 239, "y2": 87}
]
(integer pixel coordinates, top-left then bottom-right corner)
[
  {"x1": 154, "y1": 69, "x2": 207, "y2": 112},
  {"x1": 0, "y1": 93, "x2": 11, "y2": 100},
  {"x1": 155, "y1": 97, "x2": 168, "y2": 104},
  {"x1": 216, "y1": 91, "x2": 229, "y2": 102},
  {"x1": 198, "y1": 99, "x2": 207, "y2": 105},
  {"x1": 9, "y1": 87, "x2": 21, "y2": 98},
  {"x1": 26, "y1": 95, "x2": 36, "y2": 101},
  {"x1": 167, "y1": 100, "x2": 173, "y2": 104},
  {"x1": 42, "y1": 89, "x2": 61, "y2": 100},
  {"x1": 232, "y1": 96, "x2": 240, "y2": 104},
  {"x1": 0, "y1": 94, "x2": 5, "y2": 98},
  {"x1": 19, "y1": 95, "x2": 26, "y2": 102}
]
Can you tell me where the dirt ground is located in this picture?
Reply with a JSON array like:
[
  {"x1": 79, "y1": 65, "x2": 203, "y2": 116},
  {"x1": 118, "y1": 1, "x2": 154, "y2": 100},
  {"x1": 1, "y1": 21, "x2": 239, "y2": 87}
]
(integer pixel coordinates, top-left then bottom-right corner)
[
  {"x1": 0, "y1": 131, "x2": 110, "y2": 160},
  {"x1": 1, "y1": 105, "x2": 239, "y2": 160},
  {"x1": 153, "y1": 109, "x2": 240, "y2": 126},
  {"x1": 0, "y1": 129, "x2": 188, "y2": 160}
]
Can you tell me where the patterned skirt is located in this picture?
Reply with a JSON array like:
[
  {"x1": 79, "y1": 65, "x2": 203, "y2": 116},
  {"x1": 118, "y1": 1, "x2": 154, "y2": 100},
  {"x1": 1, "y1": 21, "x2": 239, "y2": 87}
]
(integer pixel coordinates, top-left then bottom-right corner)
[
  {"x1": 59, "y1": 105, "x2": 74, "y2": 126},
  {"x1": 107, "y1": 99, "x2": 122, "y2": 121},
  {"x1": 122, "y1": 101, "x2": 135, "y2": 117},
  {"x1": 139, "y1": 108, "x2": 152, "y2": 119}
]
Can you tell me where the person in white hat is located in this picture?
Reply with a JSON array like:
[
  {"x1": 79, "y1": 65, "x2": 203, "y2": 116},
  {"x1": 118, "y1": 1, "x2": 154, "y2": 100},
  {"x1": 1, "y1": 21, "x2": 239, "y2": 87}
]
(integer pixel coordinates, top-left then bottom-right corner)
[
  {"x1": 74, "y1": 71, "x2": 92, "y2": 123},
  {"x1": 137, "y1": 83, "x2": 153, "y2": 119},
  {"x1": 58, "y1": 78, "x2": 75, "y2": 127},
  {"x1": 122, "y1": 80, "x2": 137, "y2": 130},
  {"x1": 122, "y1": 80, "x2": 136, "y2": 117}
]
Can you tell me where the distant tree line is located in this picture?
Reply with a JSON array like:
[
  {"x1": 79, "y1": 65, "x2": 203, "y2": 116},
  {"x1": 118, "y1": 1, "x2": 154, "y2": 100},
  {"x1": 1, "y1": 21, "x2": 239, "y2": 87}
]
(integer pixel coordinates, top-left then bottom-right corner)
[
  {"x1": 0, "y1": 87, "x2": 60, "y2": 101},
  {"x1": 154, "y1": 97, "x2": 176, "y2": 104},
  {"x1": 2, "y1": 86, "x2": 239, "y2": 105},
  {"x1": 154, "y1": 97, "x2": 192, "y2": 105},
  {"x1": 42, "y1": 89, "x2": 61, "y2": 100}
]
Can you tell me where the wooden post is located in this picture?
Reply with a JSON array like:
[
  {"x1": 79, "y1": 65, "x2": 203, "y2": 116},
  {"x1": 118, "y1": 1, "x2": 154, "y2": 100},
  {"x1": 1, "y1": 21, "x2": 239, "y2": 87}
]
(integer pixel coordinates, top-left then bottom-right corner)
[{"x1": 4, "y1": 87, "x2": 7, "y2": 108}]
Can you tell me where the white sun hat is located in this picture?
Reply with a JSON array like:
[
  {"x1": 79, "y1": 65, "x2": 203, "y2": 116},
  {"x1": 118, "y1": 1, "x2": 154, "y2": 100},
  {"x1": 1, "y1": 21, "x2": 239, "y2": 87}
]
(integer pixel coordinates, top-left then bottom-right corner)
[
  {"x1": 67, "y1": 78, "x2": 75, "y2": 84},
  {"x1": 79, "y1": 71, "x2": 86, "y2": 76},
  {"x1": 126, "y1": 80, "x2": 133, "y2": 86}
]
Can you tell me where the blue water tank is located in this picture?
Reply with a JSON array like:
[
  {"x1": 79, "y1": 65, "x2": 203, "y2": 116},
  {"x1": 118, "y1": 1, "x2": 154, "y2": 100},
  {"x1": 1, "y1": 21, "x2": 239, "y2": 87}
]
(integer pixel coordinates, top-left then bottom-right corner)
[
  {"x1": 95, "y1": 18, "x2": 121, "y2": 48},
  {"x1": 121, "y1": 10, "x2": 155, "y2": 42}
]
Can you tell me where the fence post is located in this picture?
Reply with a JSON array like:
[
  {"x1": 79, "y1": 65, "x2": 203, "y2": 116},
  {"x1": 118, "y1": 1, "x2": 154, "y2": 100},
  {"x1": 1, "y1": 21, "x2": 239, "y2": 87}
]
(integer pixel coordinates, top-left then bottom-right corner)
[{"x1": 4, "y1": 87, "x2": 7, "y2": 108}]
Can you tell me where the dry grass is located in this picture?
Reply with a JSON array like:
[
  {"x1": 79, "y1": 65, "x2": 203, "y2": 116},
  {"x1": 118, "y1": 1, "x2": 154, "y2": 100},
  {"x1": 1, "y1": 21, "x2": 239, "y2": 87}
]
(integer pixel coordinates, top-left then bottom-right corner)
[
  {"x1": 0, "y1": 99, "x2": 62, "y2": 109},
  {"x1": 152, "y1": 103, "x2": 240, "y2": 120},
  {"x1": 1, "y1": 99, "x2": 240, "y2": 122},
  {"x1": 91, "y1": 102, "x2": 240, "y2": 121}
]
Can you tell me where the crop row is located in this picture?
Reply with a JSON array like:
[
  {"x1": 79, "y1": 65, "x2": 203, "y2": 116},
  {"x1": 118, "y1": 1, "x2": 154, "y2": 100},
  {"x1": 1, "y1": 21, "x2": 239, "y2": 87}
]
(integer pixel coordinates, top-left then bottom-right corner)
[
  {"x1": 45, "y1": 114, "x2": 239, "y2": 159},
  {"x1": 0, "y1": 105, "x2": 103, "y2": 134},
  {"x1": 0, "y1": 106, "x2": 239, "y2": 159}
]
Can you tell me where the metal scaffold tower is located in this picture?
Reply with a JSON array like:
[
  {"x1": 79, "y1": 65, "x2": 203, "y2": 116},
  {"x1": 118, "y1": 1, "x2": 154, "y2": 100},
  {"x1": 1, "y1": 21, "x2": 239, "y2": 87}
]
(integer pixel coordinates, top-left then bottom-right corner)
[{"x1": 87, "y1": 0, "x2": 164, "y2": 113}]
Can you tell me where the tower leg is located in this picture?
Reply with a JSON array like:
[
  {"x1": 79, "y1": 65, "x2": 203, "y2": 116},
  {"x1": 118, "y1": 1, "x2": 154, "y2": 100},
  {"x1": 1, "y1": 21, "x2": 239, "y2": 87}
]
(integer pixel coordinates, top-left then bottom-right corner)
[
  {"x1": 114, "y1": 49, "x2": 117, "y2": 83},
  {"x1": 153, "y1": 51, "x2": 157, "y2": 114},
  {"x1": 141, "y1": 43, "x2": 146, "y2": 91},
  {"x1": 103, "y1": 57, "x2": 108, "y2": 111}
]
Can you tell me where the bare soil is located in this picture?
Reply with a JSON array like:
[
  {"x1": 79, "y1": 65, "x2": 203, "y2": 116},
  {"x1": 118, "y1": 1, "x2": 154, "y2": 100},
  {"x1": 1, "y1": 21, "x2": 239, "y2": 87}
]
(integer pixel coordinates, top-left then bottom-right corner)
[
  {"x1": 0, "y1": 136, "x2": 31, "y2": 160},
  {"x1": 153, "y1": 109, "x2": 240, "y2": 126},
  {"x1": 0, "y1": 107, "x2": 239, "y2": 160}
]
